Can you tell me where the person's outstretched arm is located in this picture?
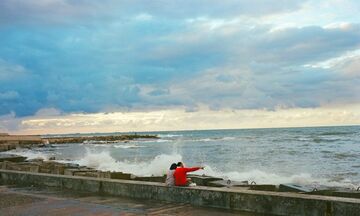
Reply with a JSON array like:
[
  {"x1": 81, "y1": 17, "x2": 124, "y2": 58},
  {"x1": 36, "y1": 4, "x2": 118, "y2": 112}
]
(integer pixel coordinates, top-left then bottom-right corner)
[{"x1": 184, "y1": 167, "x2": 202, "y2": 173}]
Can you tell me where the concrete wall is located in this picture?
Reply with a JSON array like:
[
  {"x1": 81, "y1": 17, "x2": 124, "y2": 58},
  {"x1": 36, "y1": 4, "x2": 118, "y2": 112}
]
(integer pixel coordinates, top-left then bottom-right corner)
[
  {"x1": 0, "y1": 135, "x2": 42, "y2": 141},
  {"x1": 1, "y1": 169, "x2": 359, "y2": 216}
]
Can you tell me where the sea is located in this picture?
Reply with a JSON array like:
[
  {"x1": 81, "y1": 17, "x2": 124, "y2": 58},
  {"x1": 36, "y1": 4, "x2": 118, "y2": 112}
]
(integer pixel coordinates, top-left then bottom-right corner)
[{"x1": 5, "y1": 125, "x2": 360, "y2": 188}]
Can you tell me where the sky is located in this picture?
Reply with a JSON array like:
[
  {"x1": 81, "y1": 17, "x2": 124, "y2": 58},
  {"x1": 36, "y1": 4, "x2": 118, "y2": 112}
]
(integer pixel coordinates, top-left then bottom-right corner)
[{"x1": 0, "y1": 0, "x2": 359, "y2": 134}]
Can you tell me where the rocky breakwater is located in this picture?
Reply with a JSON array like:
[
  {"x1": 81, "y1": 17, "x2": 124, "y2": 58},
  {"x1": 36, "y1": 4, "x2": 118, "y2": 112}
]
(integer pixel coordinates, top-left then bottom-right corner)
[
  {"x1": 44, "y1": 134, "x2": 159, "y2": 144},
  {"x1": 0, "y1": 134, "x2": 159, "y2": 151}
]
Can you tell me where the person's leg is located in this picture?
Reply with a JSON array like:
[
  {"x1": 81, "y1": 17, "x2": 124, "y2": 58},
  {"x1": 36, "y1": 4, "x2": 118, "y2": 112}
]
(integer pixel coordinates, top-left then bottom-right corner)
[{"x1": 186, "y1": 178, "x2": 196, "y2": 187}]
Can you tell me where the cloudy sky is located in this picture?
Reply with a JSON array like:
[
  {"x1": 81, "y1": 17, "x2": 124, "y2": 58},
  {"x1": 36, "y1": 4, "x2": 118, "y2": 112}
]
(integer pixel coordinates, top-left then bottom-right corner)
[{"x1": 0, "y1": 0, "x2": 359, "y2": 134}]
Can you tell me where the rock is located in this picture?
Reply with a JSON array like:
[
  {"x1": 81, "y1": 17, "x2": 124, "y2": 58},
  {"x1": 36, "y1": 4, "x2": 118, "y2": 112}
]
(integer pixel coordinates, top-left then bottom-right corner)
[{"x1": 49, "y1": 156, "x2": 56, "y2": 160}]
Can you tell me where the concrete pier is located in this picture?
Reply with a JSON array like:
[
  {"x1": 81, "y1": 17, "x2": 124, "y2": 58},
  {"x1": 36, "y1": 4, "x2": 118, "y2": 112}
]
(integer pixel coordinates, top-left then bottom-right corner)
[
  {"x1": 0, "y1": 185, "x2": 251, "y2": 216},
  {"x1": 1, "y1": 169, "x2": 359, "y2": 216}
]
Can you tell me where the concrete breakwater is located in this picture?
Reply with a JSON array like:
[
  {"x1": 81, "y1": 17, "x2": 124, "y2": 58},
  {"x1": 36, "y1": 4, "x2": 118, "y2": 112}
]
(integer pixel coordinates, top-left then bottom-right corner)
[
  {"x1": 0, "y1": 134, "x2": 43, "y2": 151},
  {"x1": 1, "y1": 169, "x2": 360, "y2": 216},
  {"x1": 0, "y1": 133, "x2": 158, "y2": 151}
]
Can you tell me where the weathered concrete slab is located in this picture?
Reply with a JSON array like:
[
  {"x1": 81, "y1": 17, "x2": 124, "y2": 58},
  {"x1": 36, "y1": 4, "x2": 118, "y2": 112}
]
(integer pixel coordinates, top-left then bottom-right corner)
[
  {"x1": 1, "y1": 169, "x2": 360, "y2": 215},
  {"x1": 279, "y1": 184, "x2": 313, "y2": 193},
  {"x1": 207, "y1": 179, "x2": 249, "y2": 187},
  {"x1": 249, "y1": 184, "x2": 277, "y2": 191},
  {"x1": 188, "y1": 174, "x2": 223, "y2": 186},
  {"x1": 307, "y1": 188, "x2": 360, "y2": 199},
  {"x1": 0, "y1": 154, "x2": 27, "y2": 162},
  {"x1": 0, "y1": 186, "x2": 253, "y2": 216},
  {"x1": 134, "y1": 175, "x2": 165, "y2": 182},
  {"x1": 110, "y1": 172, "x2": 135, "y2": 180}
]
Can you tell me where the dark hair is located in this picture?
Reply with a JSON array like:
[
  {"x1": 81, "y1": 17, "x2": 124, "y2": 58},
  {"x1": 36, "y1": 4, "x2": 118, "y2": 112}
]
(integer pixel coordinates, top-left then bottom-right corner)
[
  {"x1": 169, "y1": 163, "x2": 177, "y2": 170},
  {"x1": 177, "y1": 162, "x2": 183, "y2": 167}
]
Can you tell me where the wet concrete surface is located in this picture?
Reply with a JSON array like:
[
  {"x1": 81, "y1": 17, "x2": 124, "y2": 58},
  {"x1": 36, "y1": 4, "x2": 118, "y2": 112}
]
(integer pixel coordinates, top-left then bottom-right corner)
[{"x1": 0, "y1": 185, "x2": 261, "y2": 216}]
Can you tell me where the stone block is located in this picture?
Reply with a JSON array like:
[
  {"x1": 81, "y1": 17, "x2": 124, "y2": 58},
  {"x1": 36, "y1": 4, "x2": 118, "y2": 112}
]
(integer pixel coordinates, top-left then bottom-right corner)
[
  {"x1": 29, "y1": 165, "x2": 40, "y2": 173},
  {"x1": 39, "y1": 167, "x2": 52, "y2": 173},
  {"x1": 64, "y1": 169, "x2": 78, "y2": 176},
  {"x1": 110, "y1": 172, "x2": 134, "y2": 180},
  {"x1": 134, "y1": 176, "x2": 165, "y2": 182},
  {"x1": 249, "y1": 184, "x2": 277, "y2": 191},
  {"x1": 98, "y1": 171, "x2": 111, "y2": 179},
  {"x1": 73, "y1": 171, "x2": 99, "y2": 178},
  {"x1": 53, "y1": 165, "x2": 65, "y2": 175}
]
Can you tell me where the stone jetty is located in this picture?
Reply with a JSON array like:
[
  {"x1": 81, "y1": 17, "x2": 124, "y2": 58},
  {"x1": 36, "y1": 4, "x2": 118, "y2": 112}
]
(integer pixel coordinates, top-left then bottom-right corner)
[{"x1": 0, "y1": 133, "x2": 158, "y2": 152}]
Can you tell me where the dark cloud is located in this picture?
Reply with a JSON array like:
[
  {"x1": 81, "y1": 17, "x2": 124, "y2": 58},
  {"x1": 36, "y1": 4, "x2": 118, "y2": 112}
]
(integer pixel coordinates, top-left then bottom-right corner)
[{"x1": 252, "y1": 25, "x2": 360, "y2": 65}]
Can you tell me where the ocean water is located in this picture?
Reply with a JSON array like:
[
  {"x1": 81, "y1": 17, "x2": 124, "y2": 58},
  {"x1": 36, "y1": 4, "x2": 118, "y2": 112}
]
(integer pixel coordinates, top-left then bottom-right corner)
[{"x1": 6, "y1": 126, "x2": 360, "y2": 188}]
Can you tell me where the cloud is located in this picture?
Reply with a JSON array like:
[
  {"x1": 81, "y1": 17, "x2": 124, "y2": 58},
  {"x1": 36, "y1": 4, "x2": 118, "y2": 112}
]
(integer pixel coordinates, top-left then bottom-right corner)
[
  {"x1": 0, "y1": 0, "x2": 359, "y2": 126},
  {"x1": 0, "y1": 59, "x2": 28, "y2": 81},
  {"x1": 0, "y1": 112, "x2": 21, "y2": 132},
  {"x1": 2, "y1": 105, "x2": 360, "y2": 134},
  {"x1": 0, "y1": 0, "x2": 304, "y2": 26},
  {"x1": 0, "y1": 91, "x2": 19, "y2": 100}
]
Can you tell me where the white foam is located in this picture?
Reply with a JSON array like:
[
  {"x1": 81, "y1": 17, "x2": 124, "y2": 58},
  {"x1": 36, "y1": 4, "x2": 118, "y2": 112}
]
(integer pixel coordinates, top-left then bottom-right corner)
[
  {"x1": 3, "y1": 149, "x2": 50, "y2": 161},
  {"x1": 195, "y1": 137, "x2": 236, "y2": 142},
  {"x1": 72, "y1": 148, "x2": 182, "y2": 176},
  {"x1": 195, "y1": 166, "x2": 357, "y2": 188},
  {"x1": 113, "y1": 144, "x2": 146, "y2": 149},
  {"x1": 158, "y1": 134, "x2": 183, "y2": 138},
  {"x1": 140, "y1": 139, "x2": 170, "y2": 143},
  {"x1": 4, "y1": 147, "x2": 357, "y2": 188}
]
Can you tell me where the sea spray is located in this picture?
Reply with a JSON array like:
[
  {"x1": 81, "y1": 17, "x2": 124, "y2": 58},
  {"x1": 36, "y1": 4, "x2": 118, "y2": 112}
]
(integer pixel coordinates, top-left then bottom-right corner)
[
  {"x1": 3, "y1": 148, "x2": 51, "y2": 161},
  {"x1": 197, "y1": 167, "x2": 357, "y2": 188},
  {"x1": 74, "y1": 148, "x2": 183, "y2": 176}
]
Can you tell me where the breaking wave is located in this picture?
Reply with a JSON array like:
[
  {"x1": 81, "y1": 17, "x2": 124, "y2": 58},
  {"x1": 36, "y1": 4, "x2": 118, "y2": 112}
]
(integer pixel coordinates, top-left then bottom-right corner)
[
  {"x1": 71, "y1": 148, "x2": 182, "y2": 176},
  {"x1": 3, "y1": 149, "x2": 51, "y2": 161},
  {"x1": 62, "y1": 149, "x2": 357, "y2": 188},
  {"x1": 158, "y1": 134, "x2": 183, "y2": 138}
]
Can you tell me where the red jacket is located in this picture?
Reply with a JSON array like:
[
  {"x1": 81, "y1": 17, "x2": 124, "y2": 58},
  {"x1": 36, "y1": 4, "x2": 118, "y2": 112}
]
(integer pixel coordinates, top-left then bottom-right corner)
[{"x1": 174, "y1": 167, "x2": 200, "y2": 186}]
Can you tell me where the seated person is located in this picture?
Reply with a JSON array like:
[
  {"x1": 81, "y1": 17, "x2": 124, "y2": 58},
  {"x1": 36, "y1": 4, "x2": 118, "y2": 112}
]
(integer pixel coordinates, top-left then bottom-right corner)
[
  {"x1": 165, "y1": 163, "x2": 177, "y2": 186},
  {"x1": 174, "y1": 162, "x2": 204, "y2": 186}
]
